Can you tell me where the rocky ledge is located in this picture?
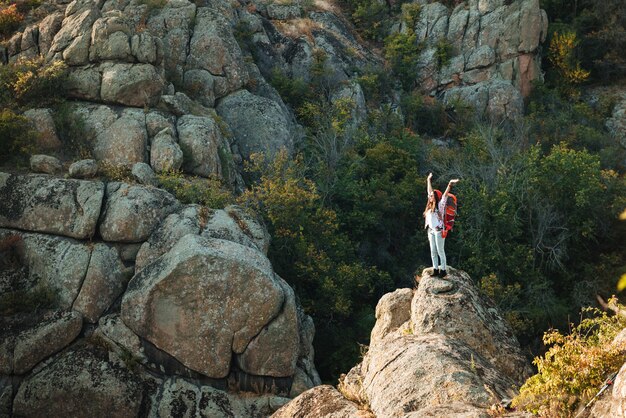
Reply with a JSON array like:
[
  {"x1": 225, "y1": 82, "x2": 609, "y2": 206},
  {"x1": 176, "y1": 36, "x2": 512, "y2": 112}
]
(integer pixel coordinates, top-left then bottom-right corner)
[{"x1": 274, "y1": 268, "x2": 534, "y2": 417}]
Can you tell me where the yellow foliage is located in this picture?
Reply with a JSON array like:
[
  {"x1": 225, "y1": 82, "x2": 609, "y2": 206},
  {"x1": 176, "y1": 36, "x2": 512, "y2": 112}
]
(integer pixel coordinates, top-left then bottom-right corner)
[
  {"x1": 512, "y1": 300, "x2": 626, "y2": 417},
  {"x1": 0, "y1": 4, "x2": 23, "y2": 37},
  {"x1": 548, "y1": 32, "x2": 590, "y2": 87}
]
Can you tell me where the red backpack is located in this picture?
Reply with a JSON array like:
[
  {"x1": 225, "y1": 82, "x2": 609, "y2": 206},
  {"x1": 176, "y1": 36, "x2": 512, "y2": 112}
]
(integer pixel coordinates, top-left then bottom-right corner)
[{"x1": 434, "y1": 189, "x2": 457, "y2": 238}]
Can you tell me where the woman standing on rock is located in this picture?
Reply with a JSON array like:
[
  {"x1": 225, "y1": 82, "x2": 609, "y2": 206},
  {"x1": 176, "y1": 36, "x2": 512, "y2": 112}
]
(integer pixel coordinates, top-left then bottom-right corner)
[{"x1": 424, "y1": 173, "x2": 459, "y2": 277}]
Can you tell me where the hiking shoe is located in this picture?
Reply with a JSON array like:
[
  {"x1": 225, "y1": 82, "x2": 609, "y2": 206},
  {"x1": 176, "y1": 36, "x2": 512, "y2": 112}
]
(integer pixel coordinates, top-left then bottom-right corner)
[
  {"x1": 440, "y1": 269, "x2": 447, "y2": 277},
  {"x1": 432, "y1": 268, "x2": 440, "y2": 276}
]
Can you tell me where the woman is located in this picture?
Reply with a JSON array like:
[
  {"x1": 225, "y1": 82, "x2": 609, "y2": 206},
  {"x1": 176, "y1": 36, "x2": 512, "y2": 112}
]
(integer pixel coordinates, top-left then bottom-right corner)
[{"x1": 424, "y1": 173, "x2": 459, "y2": 277}]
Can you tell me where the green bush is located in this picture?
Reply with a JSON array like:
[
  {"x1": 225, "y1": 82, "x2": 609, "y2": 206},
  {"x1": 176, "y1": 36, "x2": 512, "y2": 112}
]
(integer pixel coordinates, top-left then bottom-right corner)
[
  {"x1": 52, "y1": 102, "x2": 93, "y2": 159},
  {"x1": 0, "y1": 58, "x2": 68, "y2": 109},
  {"x1": 0, "y1": 108, "x2": 37, "y2": 162},
  {"x1": 513, "y1": 300, "x2": 626, "y2": 417},
  {"x1": 540, "y1": 0, "x2": 626, "y2": 84},
  {"x1": 350, "y1": 0, "x2": 390, "y2": 41},
  {"x1": 98, "y1": 161, "x2": 133, "y2": 183},
  {"x1": 0, "y1": 3, "x2": 23, "y2": 38},
  {"x1": 384, "y1": 30, "x2": 422, "y2": 90},
  {"x1": 435, "y1": 37, "x2": 453, "y2": 69},
  {"x1": 269, "y1": 68, "x2": 312, "y2": 110},
  {"x1": 158, "y1": 170, "x2": 234, "y2": 208},
  {"x1": 240, "y1": 150, "x2": 392, "y2": 380}
]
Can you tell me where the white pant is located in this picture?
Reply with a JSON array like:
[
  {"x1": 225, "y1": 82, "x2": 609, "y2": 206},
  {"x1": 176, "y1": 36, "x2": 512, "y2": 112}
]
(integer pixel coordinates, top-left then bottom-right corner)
[{"x1": 427, "y1": 229, "x2": 446, "y2": 270}]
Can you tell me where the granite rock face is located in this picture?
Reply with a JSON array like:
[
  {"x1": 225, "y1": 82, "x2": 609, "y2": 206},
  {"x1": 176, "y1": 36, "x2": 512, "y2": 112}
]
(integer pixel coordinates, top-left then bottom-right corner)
[
  {"x1": 0, "y1": 173, "x2": 104, "y2": 240},
  {"x1": 12, "y1": 343, "x2": 144, "y2": 418},
  {"x1": 134, "y1": 204, "x2": 270, "y2": 271},
  {"x1": 1, "y1": 311, "x2": 83, "y2": 375},
  {"x1": 121, "y1": 234, "x2": 288, "y2": 378},
  {"x1": 99, "y1": 182, "x2": 181, "y2": 243},
  {"x1": 216, "y1": 89, "x2": 298, "y2": 160},
  {"x1": 272, "y1": 385, "x2": 367, "y2": 418},
  {"x1": 410, "y1": 0, "x2": 548, "y2": 116},
  {"x1": 281, "y1": 269, "x2": 532, "y2": 417},
  {"x1": 72, "y1": 243, "x2": 132, "y2": 323}
]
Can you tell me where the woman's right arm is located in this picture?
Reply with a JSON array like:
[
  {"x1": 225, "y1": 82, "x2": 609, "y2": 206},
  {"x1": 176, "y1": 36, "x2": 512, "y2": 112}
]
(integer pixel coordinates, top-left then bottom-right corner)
[{"x1": 427, "y1": 173, "x2": 433, "y2": 195}]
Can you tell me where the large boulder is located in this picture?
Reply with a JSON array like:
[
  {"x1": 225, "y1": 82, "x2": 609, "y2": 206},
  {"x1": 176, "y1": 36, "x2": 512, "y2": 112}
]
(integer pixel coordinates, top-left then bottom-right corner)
[
  {"x1": 72, "y1": 243, "x2": 132, "y2": 323},
  {"x1": 75, "y1": 104, "x2": 149, "y2": 167},
  {"x1": 12, "y1": 343, "x2": 144, "y2": 418},
  {"x1": 350, "y1": 333, "x2": 519, "y2": 416},
  {"x1": 100, "y1": 63, "x2": 165, "y2": 107},
  {"x1": 88, "y1": 15, "x2": 133, "y2": 62},
  {"x1": 99, "y1": 182, "x2": 181, "y2": 242},
  {"x1": 23, "y1": 108, "x2": 62, "y2": 152},
  {"x1": 150, "y1": 128, "x2": 183, "y2": 173},
  {"x1": 0, "y1": 229, "x2": 91, "y2": 310},
  {"x1": 0, "y1": 173, "x2": 104, "y2": 240},
  {"x1": 333, "y1": 269, "x2": 531, "y2": 417},
  {"x1": 369, "y1": 287, "x2": 413, "y2": 345},
  {"x1": 135, "y1": 204, "x2": 270, "y2": 271},
  {"x1": 186, "y1": 5, "x2": 248, "y2": 99},
  {"x1": 3, "y1": 311, "x2": 83, "y2": 375},
  {"x1": 121, "y1": 234, "x2": 289, "y2": 378},
  {"x1": 443, "y1": 79, "x2": 524, "y2": 120},
  {"x1": 176, "y1": 114, "x2": 227, "y2": 178},
  {"x1": 272, "y1": 385, "x2": 365, "y2": 418},
  {"x1": 236, "y1": 276, "x2": 299, "y2": 377},
  {"x1": 216, "y1": 89, "x2": 297, "y2": 160},
  {"x1": 410, "y1": 269, "x2": 531, "y2": 383},
  {"x1": 155, "y1": 377, "x2": 289, "y2": 417},
  {"x1": 134, "y1": 205, "x2": 205, "y2": 271}
]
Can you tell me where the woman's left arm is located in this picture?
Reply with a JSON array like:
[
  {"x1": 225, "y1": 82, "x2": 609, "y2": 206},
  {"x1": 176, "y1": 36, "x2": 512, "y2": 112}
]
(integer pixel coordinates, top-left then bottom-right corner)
[{"x1": 442, "y1": 179, "x2": 460, "y2": 199}]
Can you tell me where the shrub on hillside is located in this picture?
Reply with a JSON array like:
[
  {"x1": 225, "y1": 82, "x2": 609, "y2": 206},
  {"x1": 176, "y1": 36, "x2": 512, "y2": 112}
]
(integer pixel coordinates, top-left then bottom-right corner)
[
  {"x1": 0, "y1": 108, "x2": 37, "y2": 162},
  {"x1": 158, "y1": 170, "x2": 234, "y2": 208},
  {"x1": 0, "y1": 3, "x2": 23, "y2": 38},
  {"x1": 52, "y1": 102, "x2": 94, "y2": 159},
  {"x1": 240, "y1": 150, "x2": 392, "y2": 379},
  {"x1": 0, "y1": 58, "x2": 68, "y2": 109},
  {"x1": 383, "y1": 30, "x2": 422, "y2": 90},
  {"x1": 512, "y1": 300, "x2": 626, "y2": 417}
]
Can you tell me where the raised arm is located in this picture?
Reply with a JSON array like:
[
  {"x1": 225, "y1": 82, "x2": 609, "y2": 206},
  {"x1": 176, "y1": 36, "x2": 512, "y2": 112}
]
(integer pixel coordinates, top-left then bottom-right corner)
[
  {"x1": 442, "y1": 178, "x2": 460, "y2": 199},
  {"x1": 427, "y1": 173, "x2": 433, "y2": 195}
]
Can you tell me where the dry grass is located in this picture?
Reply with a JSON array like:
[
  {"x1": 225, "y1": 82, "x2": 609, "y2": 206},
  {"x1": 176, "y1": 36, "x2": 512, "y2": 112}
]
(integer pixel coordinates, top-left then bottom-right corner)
[
  {"x1": 313, "y1": 0, "x2": 339, "y2": 13},
  {"x1": 274, "y1": 18, "x2": 321, "y2": 42}
]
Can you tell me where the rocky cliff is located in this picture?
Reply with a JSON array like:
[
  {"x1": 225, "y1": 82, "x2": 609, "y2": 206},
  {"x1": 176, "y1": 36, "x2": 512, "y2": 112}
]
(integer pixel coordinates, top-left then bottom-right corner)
[
  {"x1": 273, "y1": 268, "x2": 533, "y2": 417},
  {"x1": 407, "y1": 0, "x2": 548, "y2": 119},
  {"x1": 0, "y1": 172, "x2": 321, "y2": 417},
  {"x1": 2, "y1": 0, "x2": 549, "y2": 180},
  {"x1": 3, "y1": 0, "x2": 614, "y2": 416}
]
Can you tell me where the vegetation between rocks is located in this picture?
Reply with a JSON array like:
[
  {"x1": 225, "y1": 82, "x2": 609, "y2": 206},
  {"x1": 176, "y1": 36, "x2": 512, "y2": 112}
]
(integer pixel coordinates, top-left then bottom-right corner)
[{"x1": 513, "y1": 300, "x2": 626, "y2": 417}]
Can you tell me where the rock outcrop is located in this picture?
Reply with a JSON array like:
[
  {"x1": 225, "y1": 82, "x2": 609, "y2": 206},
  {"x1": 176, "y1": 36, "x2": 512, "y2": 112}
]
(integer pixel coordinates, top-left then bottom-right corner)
[
  {"x1": 408, "y1": 0, "x2": 548, "y2": 118},
  {"x1": 122, "y1": 234, "x2": 289, "y2": 378},
  {"x1": 275, "y1": 268, "x2": 532, "y2": 417},
  {"x1": 589, "y1": 329, "x2": 626, "y2": 418},
  {"x1": 0, "y1": 172, "x2": 320, "y2": 417},
  {"x1": 13, "y1": 343, "x2": 144, "y2": 418},
  {"x1": 0, "y1": 173, "x2": 104, "y2": 240}
]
